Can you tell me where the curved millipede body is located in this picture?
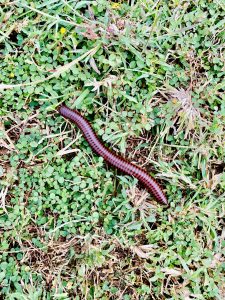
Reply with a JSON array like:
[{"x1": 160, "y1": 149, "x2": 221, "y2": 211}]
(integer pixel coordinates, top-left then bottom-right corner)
[{"x1": 58, "y1": 104, "x2": 168, "y2": 206}]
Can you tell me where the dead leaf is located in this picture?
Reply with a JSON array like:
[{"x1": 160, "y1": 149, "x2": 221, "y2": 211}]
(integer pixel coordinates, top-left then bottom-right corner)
[
  {"x1": 207, "y1": 173, "x2": 222, "y2": 190},
  {"x1": 161, "y1": 267, "x2": 182, "y2": 276},
  {"x1": 89, "y1": 57, "x2": 100, "y2": 74},
  {"x1": 131, "y1": 245, "x2": 150, "y2": 259},
  {"x1": 141, "y1": 114, "x2": 147, "y2": 125},
  {"x1": 81, "y1": 27, "x2": 99, "y2": 40},
  {"x1": 131, "y1": 244, "x2": 158, "y2": 259}
]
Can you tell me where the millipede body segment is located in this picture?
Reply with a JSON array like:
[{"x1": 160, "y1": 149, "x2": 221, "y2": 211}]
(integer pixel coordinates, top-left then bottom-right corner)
[{"x1": 58, "y1": 104, "x2": 168, "y2": 206}]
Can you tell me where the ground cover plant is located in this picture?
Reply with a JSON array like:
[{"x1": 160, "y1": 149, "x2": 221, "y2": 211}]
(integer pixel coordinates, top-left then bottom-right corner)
[{"x1": 0, "y1": 0, "x2": 224, "y2": 299}]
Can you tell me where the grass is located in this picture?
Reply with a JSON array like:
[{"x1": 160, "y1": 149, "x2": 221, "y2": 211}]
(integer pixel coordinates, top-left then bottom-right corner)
[{"x1": 0, "y1": 0, "x2": 224, "y2": 299}]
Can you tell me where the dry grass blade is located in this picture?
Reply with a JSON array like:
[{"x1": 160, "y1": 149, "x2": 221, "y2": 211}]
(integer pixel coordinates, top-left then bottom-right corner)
[
  {"x1": 0, "y1": 46, "x2": 99, "y2": 90},
  {"x1": 85, "y1": 75, "x2": 118, "y2": 94},
  {"x1": 159, "y1": 87, "x2": 207, "y2": 138},
  {"x1": 0, "y1": 185, "x2": 9, "y2": 214},
  {"x1": 0, "y1": 121, "x2": 16, "y2": 151},
  {"x1": 126, "y1": 186, "x2": 159, "y2": 214}
]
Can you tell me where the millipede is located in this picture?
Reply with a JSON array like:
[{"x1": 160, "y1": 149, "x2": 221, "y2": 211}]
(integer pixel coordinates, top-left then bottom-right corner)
[{"x1": 58, "y1": 104, "x2": 168, "y2": 206}]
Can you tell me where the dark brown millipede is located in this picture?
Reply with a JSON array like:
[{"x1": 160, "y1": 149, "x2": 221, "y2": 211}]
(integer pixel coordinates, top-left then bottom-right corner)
[{"x1": 58, "y1": 104, "x2": 168, "y2": 206}]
